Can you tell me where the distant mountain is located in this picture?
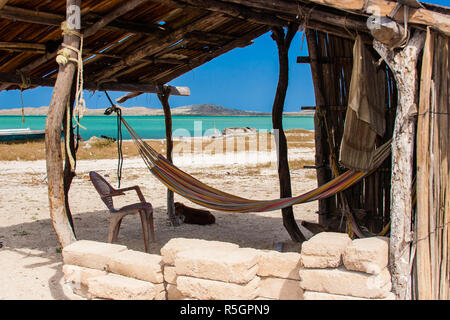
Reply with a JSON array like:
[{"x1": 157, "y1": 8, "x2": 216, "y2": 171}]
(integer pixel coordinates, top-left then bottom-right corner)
[{"x1": 0, "y1": 104, "x2": 313, "y2": 116}]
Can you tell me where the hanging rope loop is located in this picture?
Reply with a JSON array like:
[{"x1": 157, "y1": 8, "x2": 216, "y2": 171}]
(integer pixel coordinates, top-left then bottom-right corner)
[{"x1": 104, "y1": 91, "x2": 124, "y2": 188}]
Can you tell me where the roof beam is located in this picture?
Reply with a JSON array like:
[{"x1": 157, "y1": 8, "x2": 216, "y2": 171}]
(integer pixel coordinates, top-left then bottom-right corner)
[
  {"x1": 83, "y1": 0, "x2": 151, "y2": 38},
  {"x1": 184, "y1": 30, "x2": 237, "y2": 44},
  {"x1": 0, "y1": 4, "x2": 167, "y2": 37},
  {"x1": 173, "y1": 0, "x2": 369, "y2": 35},
  {"x1": 306, "y1": 0, "x2": 450, "y2": 36},
  {"x1": 116, "y1": 24, "x2": 270, "y2": 103},
  {"x1": 170, "y1": 0, "x2": 286, "y2": 26},
  {"x1": 0, "y1": 40, "x2": 186, "y2": 64},
  {"x1": 91, "y1": 12, "x2": 226, "y2": 82},
  {"x1": 0, "y1": 71, "x2": 190, "y2": 96},
  {"x1": 0, "y1": 42, "x2": 46, "y2": 53}
]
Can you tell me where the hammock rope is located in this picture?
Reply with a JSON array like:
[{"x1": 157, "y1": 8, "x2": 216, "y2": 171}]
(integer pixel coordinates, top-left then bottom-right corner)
[{"x1": 106, "y1": 105, "x2": 392, "y2": 214}]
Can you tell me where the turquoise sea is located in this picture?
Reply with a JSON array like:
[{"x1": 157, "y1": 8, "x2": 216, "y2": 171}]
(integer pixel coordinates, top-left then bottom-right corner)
[{"x1": 0, "y1": 115, "x2": 314, "y2": 140}]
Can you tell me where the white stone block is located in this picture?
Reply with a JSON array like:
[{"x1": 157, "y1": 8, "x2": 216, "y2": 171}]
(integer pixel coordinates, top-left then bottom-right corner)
[
  {"x1": 177, "y1": 276, "x2": 260, "y2": 300},
  {"x1": 301, "y1": 254, "x2": 342, "y2": 269},
  {"x1": 174, "y1": 247, "x2": 259, "y2": 284},
  {"x1": 106, "y1": 249, "x2": 164, "y2": 283},
  {"x1": 303, "y1": 291, "x2": 396, "y2": 300},
  {"x1": 343, "y1": 237, "x2": 389, "y2": 274},
  {"x1": 63, "y1": 265, "x2": 107, "y2": 298},
  {"x1": 258, "y1": 277, "x2": 303, "y2": 300},
  {"x1": 298, "y1": 267, "x2": 392, "y2": 299},
  {"x1": 257, "y1": 251, "x2": 302, "y2": 280},
  {"x1": 62, "y1": 240, "x2": 127, "y2": 270},
  {"x1": 87, "y1": 274, "x2": 156, "y2": 300},
  {"x1": 300, "y1": 232, "x2": 352, "y2": 268},
  {"x1": 160, "y1": 238, "x2": 239, "y2": 265}
]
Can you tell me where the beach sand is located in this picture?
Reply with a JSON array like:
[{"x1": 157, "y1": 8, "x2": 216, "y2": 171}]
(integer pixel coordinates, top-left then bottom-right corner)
[{"x1": 0, "y1": 138, "x2": 318, "y2": 300}]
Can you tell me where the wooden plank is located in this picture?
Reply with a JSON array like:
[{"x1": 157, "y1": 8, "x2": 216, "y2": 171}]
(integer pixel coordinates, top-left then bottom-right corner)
[
  {"x1": 305, "y1": 0, "x2": 450, "y2": 36},
  {"x1": 118, "y1": 24, "x2": 268, "y2": 102},
  {"x1": 306, "y1": 30, "x2": 331, "y2": 226},
  {"x1": 297, "y1": 56, "x2": 353, "y2": 64},
  {"x1": 171, "y1": 0, "x2": 286, "y2": 27},
  {"x1": 0, "y1": 4, "x2": 168, "y2": 37},
  {"x1": 0, "y1": 42, "x2": 46, "y2": 52},
  {"x1": 91, "y1": 12, "x2": 224, "y2": 81},
  {"x1": 432, "y1": 33, "x2": 449, "y2": 300},
  {"x1": 209, "y1": 0, "x2": 370, "y2": 33},
  {"x1": 416, "y1": 27, "x2": 434, "y2": 300},
  {"x1": 0, "y1": 72, "x2": 190, "y2": 96},
  {"x1": 83, "y1": 0, "x2": 150, "y2": 38}
]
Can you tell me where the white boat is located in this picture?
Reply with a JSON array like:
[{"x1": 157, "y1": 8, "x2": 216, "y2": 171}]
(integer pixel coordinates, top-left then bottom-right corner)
[{"x1": 0, "y1": 128, "x2": 45, "y2": 142}]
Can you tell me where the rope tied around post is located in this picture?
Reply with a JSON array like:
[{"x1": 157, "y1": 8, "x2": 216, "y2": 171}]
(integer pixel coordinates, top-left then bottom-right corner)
[{"x1": 57, "y1": 21, "x2": 86, "y2": 129}]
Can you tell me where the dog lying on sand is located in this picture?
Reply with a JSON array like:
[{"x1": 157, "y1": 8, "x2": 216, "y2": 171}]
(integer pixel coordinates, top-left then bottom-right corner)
[{"x1": 174, "y1": 202, "x2": 216, "y2": 225}]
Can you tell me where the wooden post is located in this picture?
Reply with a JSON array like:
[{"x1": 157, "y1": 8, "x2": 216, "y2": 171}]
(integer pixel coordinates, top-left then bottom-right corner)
[
  {"x1": 62, "y1": 76, "x2": 78, "y2": 234},
  {"x1": 271, "y1": 23, "x2": 306, "y2": 242},
  {"x1": 305, "y1": 29, "x2": 331, "y2": 228},
  {"x1": 45, "y1": 0, "x2": 80, "y2": 248},
  {"x1": 158, "y1": 87, "x2": 179, "y2": 226},
  {"x1": 373, "y1": 30, "x2": 426, "y2": 300}
]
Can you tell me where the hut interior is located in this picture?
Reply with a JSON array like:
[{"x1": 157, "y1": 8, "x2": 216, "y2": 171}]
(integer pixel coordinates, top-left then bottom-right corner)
[{"x1": 0, "y1": 0, "x2": 448, "y2": 299}]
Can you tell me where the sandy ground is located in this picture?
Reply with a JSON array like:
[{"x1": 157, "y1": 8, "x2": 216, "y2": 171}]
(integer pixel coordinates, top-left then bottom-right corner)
[{"x1": 0, "y1": 142, "x2": 318, "y2": 300}]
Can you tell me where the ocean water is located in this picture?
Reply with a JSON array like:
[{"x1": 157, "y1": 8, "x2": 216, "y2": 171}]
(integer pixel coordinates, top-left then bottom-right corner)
[{"x1": 0, "y1": 115, "x2": 314, "y2": 140}]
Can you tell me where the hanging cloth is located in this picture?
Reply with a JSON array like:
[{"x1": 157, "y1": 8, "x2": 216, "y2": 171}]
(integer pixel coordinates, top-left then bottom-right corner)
[{"x1": 340, "y1": 35, "x2": 387, "y2": 171}]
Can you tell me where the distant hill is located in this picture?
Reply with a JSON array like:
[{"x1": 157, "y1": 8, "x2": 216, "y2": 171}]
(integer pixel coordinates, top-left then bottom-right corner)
[
  {"x1": 0, "y1": 104, "x2": 313, "y2": 116},
  {"x1": 171, "y1": 104, "x2": 268, "y2": 116}
]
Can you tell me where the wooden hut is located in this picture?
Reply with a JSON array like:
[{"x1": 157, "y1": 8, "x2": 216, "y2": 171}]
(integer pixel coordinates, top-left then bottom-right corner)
[{"x1": 0, "y1": 0, "x2": 448, "y2": 300}]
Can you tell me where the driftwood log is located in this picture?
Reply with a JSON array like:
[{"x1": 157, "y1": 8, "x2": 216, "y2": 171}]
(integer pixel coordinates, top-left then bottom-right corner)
[
  {"x1": 367, "y1": 16, "x2": 406, "y2": 49},
  {"x1": 45, "y1": 0, "x2": 80, "y2": 248},
  {"x1": 374, "y1": 30, "x2": 426, "y2": 300},
  {"x1": 158, "y1": 87, "x2": 179, "y2": 226}
]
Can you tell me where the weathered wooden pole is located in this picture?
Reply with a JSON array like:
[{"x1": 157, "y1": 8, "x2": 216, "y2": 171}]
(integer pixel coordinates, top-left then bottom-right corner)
[
  {"x1": 62, "y1": 76, "x2": 77, "y2": 234},
  {"x1": 158, "y1": 86, "x2": 179, "y2": 226},
  {"x1": 305, "y1": 29, "x2": 332, "y2": 228},
  {"x1": 373, "y1": 30, "x2": 426, "y2": 300},
  {"x1": 271, "y1": 24, "x2": 306, "y2": 242},
  {"x1": 45, "y1": 0, "x2": 80, "y2": 248}
]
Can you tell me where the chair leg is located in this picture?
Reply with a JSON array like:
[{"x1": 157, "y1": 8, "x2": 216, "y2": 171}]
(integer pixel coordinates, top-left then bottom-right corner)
[
  {"x1": 139, "y1": 210, "x2": 150, "y2": 253},
  {"x1": 108, "y1": 214, "x2": 123, "y2": 244},
  {"x1": 148, "y1": 210, "x2": 155, "y2": 242}
]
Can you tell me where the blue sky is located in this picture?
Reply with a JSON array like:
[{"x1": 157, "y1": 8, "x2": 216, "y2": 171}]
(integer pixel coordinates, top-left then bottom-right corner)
[{"x1": 0, "y1": 0, "x2": 448, "y2": 113}]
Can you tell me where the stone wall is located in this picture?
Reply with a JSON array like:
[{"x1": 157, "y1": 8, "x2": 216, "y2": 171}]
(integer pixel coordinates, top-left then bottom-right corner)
[{"x1": 62, "y1": 232, "x2": 395, "y2": 300}]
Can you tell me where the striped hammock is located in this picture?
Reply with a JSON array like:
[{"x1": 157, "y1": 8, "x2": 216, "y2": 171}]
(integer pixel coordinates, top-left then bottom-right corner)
[{"x1": 117, "y1": 115, "x2": 392, "y2": 214}]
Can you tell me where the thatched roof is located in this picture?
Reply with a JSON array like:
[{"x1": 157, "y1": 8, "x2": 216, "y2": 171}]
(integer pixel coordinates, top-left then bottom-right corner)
[{"x1": 0, "y1": 0, "x2": 448, "y2": 96}]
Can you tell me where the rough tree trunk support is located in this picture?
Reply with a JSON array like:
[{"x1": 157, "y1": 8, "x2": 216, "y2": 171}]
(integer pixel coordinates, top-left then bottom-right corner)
[
  {"x1": 45, "y1": 0, "x2": 80, "y2": 248},
  {"x1": 271, "y1": 24, "x2": 306, "y2": 242},
  {"x1": 158, "y1": 87, "x2": 179, "y2": 226},
  {"x1": 373, "y1": 30, "x2": 426, "y2": 300}
]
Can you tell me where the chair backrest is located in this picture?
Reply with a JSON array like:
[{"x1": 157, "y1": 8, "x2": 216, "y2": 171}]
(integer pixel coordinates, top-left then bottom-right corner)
[{"x1": 89, "y1": 171, "x2": 116, "y2": 212}]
